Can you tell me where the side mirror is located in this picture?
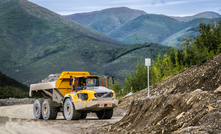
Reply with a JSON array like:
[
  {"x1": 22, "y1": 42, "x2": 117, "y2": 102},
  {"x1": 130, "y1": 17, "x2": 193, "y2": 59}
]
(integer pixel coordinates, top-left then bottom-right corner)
[
  {"x1": 112, "y1": 75, "x2": 114, "y2": 85},
  {"x1": 69, "y1": 76, "x2": 72, "y2": 85}
]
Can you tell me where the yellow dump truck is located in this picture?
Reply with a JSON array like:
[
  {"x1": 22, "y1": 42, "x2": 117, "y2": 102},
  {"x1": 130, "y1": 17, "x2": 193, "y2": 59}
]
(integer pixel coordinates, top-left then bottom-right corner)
[{"x1": 29, "y1": 71, "x2": 118, "y2": 120}]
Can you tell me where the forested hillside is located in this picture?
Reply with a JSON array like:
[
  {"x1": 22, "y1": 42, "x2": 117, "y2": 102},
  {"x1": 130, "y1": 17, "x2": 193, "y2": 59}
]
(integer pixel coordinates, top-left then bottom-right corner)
[
  {"x1": 0, "y1": 0, "x2": 120, "y2": 84},
  {"x1": 0, "y1": 0, "x2": 169, "y2": 84},
  {"x1": 0, "y1": 71, "x2": 29, "y2": 99}
]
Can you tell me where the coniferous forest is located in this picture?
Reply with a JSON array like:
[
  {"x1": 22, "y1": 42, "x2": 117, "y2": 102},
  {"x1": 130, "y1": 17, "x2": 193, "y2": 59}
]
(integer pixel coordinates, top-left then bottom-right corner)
[{"x1": 0, "y1": 71, "x2": 29, "y2": 99}]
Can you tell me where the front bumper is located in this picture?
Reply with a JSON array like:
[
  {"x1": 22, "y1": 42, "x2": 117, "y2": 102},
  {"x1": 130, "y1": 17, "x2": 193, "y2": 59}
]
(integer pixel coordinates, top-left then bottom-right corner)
[{"x1": 74, "y1": 100, "x2": 118, "y2": 111}]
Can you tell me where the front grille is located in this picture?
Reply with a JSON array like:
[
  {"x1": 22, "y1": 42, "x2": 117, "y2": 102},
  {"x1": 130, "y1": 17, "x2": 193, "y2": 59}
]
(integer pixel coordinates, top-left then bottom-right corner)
[
  {"x1": 106, "y1": 93, "x2": 113, "y2": 97},
  {"x1": 94, "y1": 92, "x2": 113, "y2": 98}
]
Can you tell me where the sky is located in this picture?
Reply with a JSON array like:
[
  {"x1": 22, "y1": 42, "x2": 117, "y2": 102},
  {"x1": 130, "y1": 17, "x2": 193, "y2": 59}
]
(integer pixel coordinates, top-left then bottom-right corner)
[{"x1": 28, "y1": 0, "x2": 221, "y2": 16}]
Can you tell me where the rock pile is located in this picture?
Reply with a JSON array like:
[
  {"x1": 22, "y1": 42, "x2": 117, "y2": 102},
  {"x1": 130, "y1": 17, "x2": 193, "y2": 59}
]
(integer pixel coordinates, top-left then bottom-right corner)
[
  {"x1": 41, "y1": 73, "x2": 60, "y2": 83},
  {"x1": 0, "y1": 98, "x2": 35, "y2": 106},
  {"x1": 106, "y1": 89, "x2": 221, "y2": 133}
]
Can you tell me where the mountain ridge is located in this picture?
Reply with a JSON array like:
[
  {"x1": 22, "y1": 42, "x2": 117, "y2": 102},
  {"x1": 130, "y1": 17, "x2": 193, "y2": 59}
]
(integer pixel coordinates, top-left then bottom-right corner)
[
  {"x1": 171, "y1": 11, "x2": 221, "y2": 22},
  {"x1": 108, "y1": 14, "x2": 182, "y2": 44},
  {"x1": 65, "y1": 8, "x2": 221, "y2": 46},
  {"x1": 65, "y1": 7, "x2": 146, "y2": 34}
]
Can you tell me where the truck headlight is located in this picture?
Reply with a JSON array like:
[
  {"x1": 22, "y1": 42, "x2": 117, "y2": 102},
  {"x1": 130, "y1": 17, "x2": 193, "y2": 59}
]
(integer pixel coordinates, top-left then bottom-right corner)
[{"x1": 77, "y1": 93, "x2": 88, "y2": 101}]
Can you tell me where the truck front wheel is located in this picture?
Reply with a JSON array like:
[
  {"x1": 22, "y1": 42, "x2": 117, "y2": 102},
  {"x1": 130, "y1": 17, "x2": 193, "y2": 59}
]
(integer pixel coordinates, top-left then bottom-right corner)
[
  {"x1": 96, "y1": 109, "x2": 113, "y2": 119},
  {"x1": 63, "y1": 98, "x2": 81, "y2": 120},
  {"x1": 33, "y1": 99, "x2": 43, "y2": 119},
  {"x1": 42, "y1": 99, "x2": 58, "y2": 120}
]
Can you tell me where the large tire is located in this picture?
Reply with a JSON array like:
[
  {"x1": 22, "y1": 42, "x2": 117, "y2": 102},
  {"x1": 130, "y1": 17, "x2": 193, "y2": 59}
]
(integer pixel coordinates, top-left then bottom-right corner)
[
  {"x1": 63, "y1": 98, "x2": 81, "y2": 120},
  {"x1": 80, "y1": 112, "x2": 87, "y2": 119},
  {"x1": 33, "y1": 99, "x2": 43, "y2": 119},
  {"x1": 96, "y1": 109, "x2": 113, "y2": 119},
  {"x1": 42, "y1": 99, "x2": 58, "y2": 120}
]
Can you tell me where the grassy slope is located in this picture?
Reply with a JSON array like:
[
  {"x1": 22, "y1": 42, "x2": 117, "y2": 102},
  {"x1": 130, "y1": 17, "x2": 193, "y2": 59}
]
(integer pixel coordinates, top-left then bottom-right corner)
[
  {"x1": 109, "y1": 14, "x2": 182, "y2": 44},
  {"x1": 65, "y1": 7, "x2": 146, "y2": 34},
  {"x1": 0, "y1": 0, "x2": 168, "y2": 84}
]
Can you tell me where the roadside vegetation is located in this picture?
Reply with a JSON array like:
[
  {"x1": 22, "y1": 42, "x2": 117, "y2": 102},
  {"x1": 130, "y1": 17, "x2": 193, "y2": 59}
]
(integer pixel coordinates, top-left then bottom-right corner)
[
  {"x1": 111, "y1": 21, "x2": 221, "y2": 97},
  {"x1": 0, "y1": 71, "x2": 29, "y2": 99}
]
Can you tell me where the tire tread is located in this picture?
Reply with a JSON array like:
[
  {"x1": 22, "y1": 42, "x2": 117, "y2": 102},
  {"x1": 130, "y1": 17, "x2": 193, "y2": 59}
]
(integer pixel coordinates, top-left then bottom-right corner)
[{"x1": 42, "y1": 99, "x2": 58, "y2": 120}]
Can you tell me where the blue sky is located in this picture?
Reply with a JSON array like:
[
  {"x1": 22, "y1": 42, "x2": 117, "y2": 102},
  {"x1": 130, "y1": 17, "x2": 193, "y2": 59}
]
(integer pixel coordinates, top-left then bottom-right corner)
[{"x1": 28, "y1": 0, "x2": 221, "y2": 16}]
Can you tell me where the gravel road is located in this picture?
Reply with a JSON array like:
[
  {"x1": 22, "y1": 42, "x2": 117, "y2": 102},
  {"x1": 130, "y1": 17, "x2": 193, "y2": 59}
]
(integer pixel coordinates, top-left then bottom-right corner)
[{"x1": 0, "y1": 104, "x2": 123, "y2": 134}]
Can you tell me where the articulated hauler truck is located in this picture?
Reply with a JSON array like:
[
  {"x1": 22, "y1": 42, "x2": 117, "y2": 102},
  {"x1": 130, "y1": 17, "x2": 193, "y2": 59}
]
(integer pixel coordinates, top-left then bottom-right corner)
[{"x1": 29, "y1": 71, "x2": 118, "y2": 120}]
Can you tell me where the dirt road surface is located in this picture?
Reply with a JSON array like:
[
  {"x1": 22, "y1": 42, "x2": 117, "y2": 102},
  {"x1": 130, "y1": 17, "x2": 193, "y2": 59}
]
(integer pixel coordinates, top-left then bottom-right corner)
[{"x1": 0, "y1": 104, "x2": 123, "y2": 134}]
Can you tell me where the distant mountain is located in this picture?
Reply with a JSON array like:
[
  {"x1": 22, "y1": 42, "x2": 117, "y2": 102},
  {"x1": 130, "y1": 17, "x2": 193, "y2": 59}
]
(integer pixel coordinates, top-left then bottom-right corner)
[
  {"x1": 161, "y1": 17, "x2": 221, "y2": 47},
  {"x1": 0, "y1": 0, "x2": 167, "y2": 84},
  {"x1": 172, "y1": 11, "x2": 221, "y2": 22},
  {"x1": 110, "y1": 14, "x2": 221, "y2": 46},
  {"x1": 108, "y1": 14, "x2": 182, "y2": 45},
  {"x1": 65, "y1": 9, "x2": 221, "y2": 46},
  {"x1": 65, "y1": 7, "x2": 146, "y2": 34}
]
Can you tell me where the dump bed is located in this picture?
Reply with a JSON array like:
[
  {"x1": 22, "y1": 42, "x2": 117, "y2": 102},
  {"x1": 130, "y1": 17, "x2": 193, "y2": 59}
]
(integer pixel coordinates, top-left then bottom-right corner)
[
  {"x1": 29, "y1": 82, "x2": 56, "y2": 97},
  {"x1": 29, "y1": 71, "x2": 90, "y2": 97}
]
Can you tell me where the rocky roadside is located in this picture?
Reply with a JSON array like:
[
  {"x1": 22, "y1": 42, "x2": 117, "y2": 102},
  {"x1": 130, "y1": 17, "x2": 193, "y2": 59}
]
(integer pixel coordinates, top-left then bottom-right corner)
[
  {"x1": 0, "y1": 98, "x2": 35, "y2": 106},
  {"x1": 102, "y1": 53, "x2": 221, "y2": 133},
  {"x1": 105, "y1": 89, "x2": 221, "y2": 134}
]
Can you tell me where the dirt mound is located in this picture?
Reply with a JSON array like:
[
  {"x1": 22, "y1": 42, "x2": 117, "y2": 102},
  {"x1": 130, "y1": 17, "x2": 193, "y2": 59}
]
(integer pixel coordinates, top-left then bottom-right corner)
[
  {"x1": 106, "y1": 90, "x2": 221, "y2": 133},
  {"x1": 114, "y1": 53, "x2": 221, "y2": 116},
  {"x1": 110, "y1": 54, "x2": 221, "y2": 133},
  {"x1": 153, "y1": 53, "x2": 221, "y2": 95}
]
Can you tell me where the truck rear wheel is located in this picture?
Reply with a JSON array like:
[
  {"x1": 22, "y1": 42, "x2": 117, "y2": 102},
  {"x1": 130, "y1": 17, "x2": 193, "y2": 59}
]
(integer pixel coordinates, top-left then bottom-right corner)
[
  {"x1": 80, "y1": 112, "x2": 87, "y2": 119},
  {"x1": 63, "y1": 98, "x2": 81, "y2": 120},
  {"x1": 33, "y1": 99, "x2": 43, "y2": 119},
  {"x1": 96, "y1": 109, "x2": 113, "y2": 119},
  {"x1": 42, "y1": 99, "x2": 58, "y2": 120}
]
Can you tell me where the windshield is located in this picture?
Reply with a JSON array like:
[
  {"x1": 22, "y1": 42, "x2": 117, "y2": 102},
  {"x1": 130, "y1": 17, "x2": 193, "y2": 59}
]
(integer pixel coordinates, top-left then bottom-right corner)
[{"x1": 86, "y1": 77, "x2": 99, "y2": 86}]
